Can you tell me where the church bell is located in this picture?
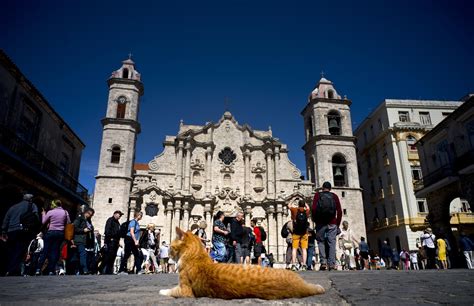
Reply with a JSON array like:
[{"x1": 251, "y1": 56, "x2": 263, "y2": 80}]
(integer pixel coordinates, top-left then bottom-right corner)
[
  {"x1": 329, "y1": 118, "x2": 339, "y2": 129},
  {"x1": 334, "y1": 167, "x2": 343, "y2": 177}
]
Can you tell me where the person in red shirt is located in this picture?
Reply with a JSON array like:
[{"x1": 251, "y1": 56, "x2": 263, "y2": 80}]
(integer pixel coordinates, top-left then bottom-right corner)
[
  {"x1": 251, "y1": 219, "x2": 263, "y2": 266},
  {"x1": 312, "y1": 181, "x2": 342, "y2": 271}
]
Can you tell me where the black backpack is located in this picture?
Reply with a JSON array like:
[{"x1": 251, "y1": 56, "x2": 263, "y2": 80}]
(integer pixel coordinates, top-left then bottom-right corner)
[
  {"x1": 119, "y1": 221, "x2": 130, "y2": 238},
  {"x1": 294, "y1": 209, "x2": 308, "y2": 234},
  {"x1": 259, "y1": 226, "x2": 267, "y2": 242},
  {"x1": 315, "y1": 192, "x2": 336, "y2": 224},
  {"x1": 20, "y1": 202, "x2": 41, "y2": 233},
  {"x1": 139, "y1": 231, "x2": 148, "y2": 249},
  {"x1": 281, "y1": 223, "x2": 290, "y2": 238},
  {"x1": 28, "y1": 238, "x2": 38, "y2": 254}
]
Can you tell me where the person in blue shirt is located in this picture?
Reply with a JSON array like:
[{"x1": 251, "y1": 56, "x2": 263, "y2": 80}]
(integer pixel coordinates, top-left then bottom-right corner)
[
  {"x1": 358, "y1": 237, "x2": 369, "y2": 270},
  {"x1": 118, "y1": 212, "x2": 143, "y2": 274}
]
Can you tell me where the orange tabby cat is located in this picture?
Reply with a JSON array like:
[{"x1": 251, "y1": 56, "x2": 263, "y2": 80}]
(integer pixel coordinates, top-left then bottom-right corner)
[{"x1": 159, "y1": 227, "x2": 325, "y2": 300}]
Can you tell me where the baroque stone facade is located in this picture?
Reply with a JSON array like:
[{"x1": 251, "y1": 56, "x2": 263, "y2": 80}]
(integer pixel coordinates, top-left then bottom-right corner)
[{"x1": 93, "y1": 58, "x2": 315, "y2": 262}]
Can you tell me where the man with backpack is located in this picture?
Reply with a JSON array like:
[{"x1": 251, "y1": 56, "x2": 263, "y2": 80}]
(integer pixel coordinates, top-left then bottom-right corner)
[
  {"x1": 1, "y1": 193, "x2": 40, "y2": 276},
  {"x1": 288, "y1": 199, "x2": 310, "y2": 271},
  {"x1": 312, "y1": 181, "x2": 342, "y2": 271},
  {"x1": 118, "y1": 211, "x2": 143, "y2": 274}
]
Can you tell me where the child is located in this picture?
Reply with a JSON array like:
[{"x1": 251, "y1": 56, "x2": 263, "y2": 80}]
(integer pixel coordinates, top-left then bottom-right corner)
[{"x1": 410, "y1": 251, "x2": 419, "y2": 270}]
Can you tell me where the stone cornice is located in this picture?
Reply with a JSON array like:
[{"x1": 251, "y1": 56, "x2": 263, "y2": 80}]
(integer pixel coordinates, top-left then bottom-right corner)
[
  {"x1": 107, "y1": 77, "x2": 144, "y2": 95},
  {"x1": 301, "y1": 97, "x2": 352, "y2": 116},
  {"x1": 101, "y1": 118, "x2": 141, "y2": 133},
  {"x1": 302, "y1": 135, "x2": 356, "y2": 151}
]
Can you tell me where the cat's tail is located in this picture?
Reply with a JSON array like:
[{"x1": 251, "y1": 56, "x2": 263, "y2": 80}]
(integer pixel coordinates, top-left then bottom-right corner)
[{"x1": 299, "y1": 283, "x2": 326, "y2": 297}]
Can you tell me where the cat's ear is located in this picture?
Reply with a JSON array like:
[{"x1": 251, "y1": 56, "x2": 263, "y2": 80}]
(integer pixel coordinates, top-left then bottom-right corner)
[{"x1": 176, "y1": 227, "x2": 185, "y2": 240}]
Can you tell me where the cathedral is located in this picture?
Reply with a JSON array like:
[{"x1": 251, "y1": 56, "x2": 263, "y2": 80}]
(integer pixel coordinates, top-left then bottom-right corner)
[{"x1": 93, "y1": 58, "x2": 366, "y2": 261}]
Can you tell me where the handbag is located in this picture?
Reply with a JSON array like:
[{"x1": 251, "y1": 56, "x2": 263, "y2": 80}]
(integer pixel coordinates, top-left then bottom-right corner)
[{"x1": 64, "y1": 210, "x2": 74, "y2": 241}]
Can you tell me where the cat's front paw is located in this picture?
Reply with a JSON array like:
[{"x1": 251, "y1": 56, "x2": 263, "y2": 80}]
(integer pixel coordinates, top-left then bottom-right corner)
[{"x1": 159, "y1": 289, "x2": 172, "y2": 296}]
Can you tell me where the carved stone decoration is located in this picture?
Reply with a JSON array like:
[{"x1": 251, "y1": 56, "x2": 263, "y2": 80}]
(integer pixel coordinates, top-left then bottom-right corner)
[
  {"x1": 251, "y1": 162, "x2": 266, "y2": 173},
  {"x1": 148, "y1": 159, "x2": 159, "y2": 171},
  {"x1": 145, "y1": 202, "x2": 158, "y2": 217},
  {"x1": 149, "y1": 190, "x2": 157, "y2": 201},
  {"x1": 220, "y1": 165, "x2": 235, "y2": 173},
  {"x1": 190, "y1": 158, "x2": 205, "y2": 171},
  {"x1": 216, "y1": 187, "x2": 241, "y2": 200},
  {"x1": 218, "y1": 147, "x2": 236, "y2": 165}
]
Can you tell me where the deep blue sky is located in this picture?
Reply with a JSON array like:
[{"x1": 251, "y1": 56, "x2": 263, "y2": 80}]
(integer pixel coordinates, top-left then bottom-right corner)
[{"x1": 2, "y1": 0, "x2": 473, "y2": 193}]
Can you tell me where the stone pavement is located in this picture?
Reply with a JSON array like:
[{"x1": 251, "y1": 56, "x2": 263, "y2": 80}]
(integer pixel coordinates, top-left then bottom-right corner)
[{"x1": 0, "y1": 270, "x2": 473, "y2": 305}]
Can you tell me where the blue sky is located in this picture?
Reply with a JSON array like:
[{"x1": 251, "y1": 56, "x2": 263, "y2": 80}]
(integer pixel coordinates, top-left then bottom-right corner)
[{"x1": 2, "y1": 0, "x2": 473, "y2": 193}]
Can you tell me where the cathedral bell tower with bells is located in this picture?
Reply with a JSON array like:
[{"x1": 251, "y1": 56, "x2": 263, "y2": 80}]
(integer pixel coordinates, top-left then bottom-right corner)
[
  {"x1": 93, "y1": 56, "x2": 144, "y2": 231},
  {"x1": 301, "y1": 75, "x2": 366, "y2": 240}
]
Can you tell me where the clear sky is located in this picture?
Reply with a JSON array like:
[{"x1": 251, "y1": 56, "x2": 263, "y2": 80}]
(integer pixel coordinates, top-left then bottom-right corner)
[{"x1": 2, "y1": 0, "x2": 473, "y2": 194}]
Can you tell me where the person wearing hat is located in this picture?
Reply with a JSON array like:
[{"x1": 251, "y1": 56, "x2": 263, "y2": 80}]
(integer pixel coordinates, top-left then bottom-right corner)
[
  {"x1": 311, "y1": 181, "x2": 342, "y2": 271},
  {"x1": 101, "y1": 210, "x2": 123, "y2": 274},
  {"x1": 420, "y1": 227, "x2": 437, "y2": 269}
]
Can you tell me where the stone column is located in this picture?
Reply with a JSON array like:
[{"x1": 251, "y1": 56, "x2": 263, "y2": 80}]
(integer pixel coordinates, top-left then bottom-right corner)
[
  {"x1": 244, "y1": 149, "x2": 251, "y2": 196},
  {"x1": 174, "y1": 198, "x2": 182, "y2": 233},
  {"x1": 182, "y1": 201, "x2": 190, "y2": 230},
  {"x1": 204, "y1": 202, "x2": 212, "y2": 235},
  {"x1": 266, "y1": 148, "x2": 275, "y2": 197},
  {"x1": 396, "y1": 138, "x2": 414, "y2": 218},
  {"x1": 165, "y1": 200, "x2": 174, "y2": 243},
  {"x1": 184, "y1": 143, "x2": 192, "y2": 192},
  {"x1": 274, "y1": 146, "x2": 280, "y2": 195},
  {"x1": 205, "y1": 147, "x2": 213, "y2": 195},
  {"x1": 176, "y1": 141, "x2": 184, "y2": 190},
  {"x1": 276, "y1": 203, "x2": 284, "y2": 262},
  {"x1": 267, "y1": 205, "x2": 278, "y2": 259}
]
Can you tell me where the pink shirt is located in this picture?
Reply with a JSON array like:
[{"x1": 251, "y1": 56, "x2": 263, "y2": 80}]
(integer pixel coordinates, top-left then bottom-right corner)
[{"x1": 42, "y1": 208, "x2": 70, "y2": 231}]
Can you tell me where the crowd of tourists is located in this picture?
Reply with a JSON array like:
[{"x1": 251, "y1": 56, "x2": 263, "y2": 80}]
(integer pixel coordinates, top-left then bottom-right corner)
[{"x1": 1, "y1": 184, "x2": 474, "y2": 276}]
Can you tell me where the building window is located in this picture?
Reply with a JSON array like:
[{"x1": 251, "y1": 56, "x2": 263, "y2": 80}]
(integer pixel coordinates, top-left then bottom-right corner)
[
  {"x1": 122, "y1": 68, "x2": 129, "y2": 79},
  {"x1": 111, "y1": 145, "x2": 121, "y2": 164},
  {"x1": 305, "y1": 116, "x2": 314, "y2": 141},
  {"x1": 367, "y1": 154, "x2": 372, "y2": 169},
  {"x1": 327, "y1": 89, "x2": 335, "y2": 99},
  {"x1": 417, "y1": 199, "x2": 427, "y2": 213},
  {"x1": 386, "y1": 171, "x2": 392, "y2": 185},
  {"x1": 145, "y1": 203, "x2": 158, "y2": 217},
  {"x1": 116, "y1": 96, "x2": 127, "y2": 119},
  {"x1": 382, "y1": 204, "x2": 387, "y2": 218},
  {"x1": 378, "y1": 176, "x2": 383, "y2": 190},
  {"x1": 378, "y1": 118, "x2": 383, "y2": 131},
  {"x1": 59, "y1": 153, "x2": 70, "y2": 173},
  {"x1": 108, "y1": 198, "x2": 113, "y2": 204},
  {"x1": 328, "y1": 110, "x2": 341, "y2": 136},
  {"x1": 419, "y1": 112, "x2": 431, "y2": 125},
  {"x1": 363, "y1": 131, "x2": 368, "y2": 144},
  {"x1": 17, "y1": 102, "x2": 40, "y2": 146},
  {"x1": 406, "y1": 135, "x2": 417, "y2": 151},
  {"x1": 391, "y1": 201, "x2": 397, "y2": 215},
  {"x1": 398, "y1": 111, "x2": 410, "y2": 122},
  {"x1": 411, "y1": 166, "x2": 422, "y2": 181},
  {"x1": 370, "y1": 180, "x2": 375, "y2": 195},
  {"x1": 332, "y1": 154, "x2": 347, "y2": 187},
  {"x1": 370, "y1": 125, "x2": 374, "y2": 136},
  {"x1": 461, "y1": 199, "x2": 471, "y2": 213},
  {"x1": 343, "y1": 208, "x2": 347, "y2": 216},
  {"x1": 382, "y1": 142, "x2": 387, "y2": 157},
  {"x1": 309, "y1": 158, "x2": 316, "y2": 184},
  {"x1": 218, "y1": 147, "x2": 236, "y2": 165}
]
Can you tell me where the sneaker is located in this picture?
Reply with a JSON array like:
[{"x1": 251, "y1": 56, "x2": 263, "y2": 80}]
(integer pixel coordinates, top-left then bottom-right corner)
[
  {"x1": 35, "y1": 270, "x2": 41, "y2": 276},
  {"x1": 291, "y1": 265, "x2": 298, "y2": 271},
  {"x1": 301, "y1": 265, "x2": 307, "y2": 271},
  {"x1": 59, "y1": 269, "x2": 65, "y2": 276},
  {"x1": 319, "y1": 264, "x2": 328, "y2": 271},
  {"x1": 137, "y1": 271, "x2": 145, "y2": 275},
  {"x1": 118, "y1": 271, "x2": 129, "y2": 275}
]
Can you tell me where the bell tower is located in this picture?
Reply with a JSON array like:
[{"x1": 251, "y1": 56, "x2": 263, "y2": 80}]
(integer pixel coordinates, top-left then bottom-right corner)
[
  {"x1": 93, "y1": 57, "x2": 144, "y2": 232},
  {"x1": 302, "y1": 76, "x2": 366, "y2": 239}
]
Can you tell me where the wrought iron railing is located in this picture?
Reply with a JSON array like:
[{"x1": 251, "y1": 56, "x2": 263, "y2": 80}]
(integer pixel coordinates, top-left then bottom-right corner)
[
  {"x1": 0, "y1": 126, "x2": 88, "y2": 200},
  {"x1": 414, "y1": 165, "x2": 456, "y2": 191}
]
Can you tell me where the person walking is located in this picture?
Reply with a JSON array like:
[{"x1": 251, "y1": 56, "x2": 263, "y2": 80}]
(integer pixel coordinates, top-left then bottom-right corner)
[
  {"x1": 144, "y1": 224, "x2": 158, "y2": 273},
  {"x1": 251, "y1": 219, "x2": 264, "y2": 266},
  {"x1": 391, "y1": 248, "x2": 400, "y2": 270},
  {"x1": 118, "y1": 211, "x2": 143, "y2": 274},
  {"x1": 400, "y1": 249, "x2": 410, "y2": 270},
  {"x1": 194, "y1": 220, "x2": 209, "y2": 250},
  {"x1": 437, "y1": 236, "x2": 448, "y2": 269},
  {"x1": 72, "y1": 207, "x2": 95, "y2": 274},
  {"x1": 307, "y1": 227, "x2": 316, "y2": 270},
  {"x1": 240, "y1": 226, "x2": 253, "y2": 265},
  {"x1": 288, "y1": 199, "x2": 310, "y2": 271},
  {"x1": 36, "y1": 199, "x2": 70, "y2": 275},
  {"x1": 25, "y1": 232, "x2": 44, "y2": 275},
  {"x1": 338, "y1": 221, "x2": 357, "y2": 270},
  {"x1": 459, "y1": 232, "x2": 474, "y2": 269},
  {"x1": 410, "y1": 251, "x2": 419, "y2": 270},
  {"x1": 312, "y1": 182, "x2": 342, "y2": 271},
  {"x1": 1, "y1": 194, "x2": 40, "y2": 276},
  {"x1": 210, "y1": 211, "x2": 229, "y2": 263},
  {"x1": 358, "y1": 237, "x2": 369, "y2": 270},
  {"x1": 420, "y1": 228, "x2": 437, "y2": 269},
  {"x1": 159, "y1": 241, "x2": 170, "y2": 273},
  {"x1": 381, "y1": 240, "x2": 392, "y2": 270},
  {"x1": 229, "y1": 212, "x2": 244, "y2": 263},
  {"x1": 100, "y1": 210, "x2": 123, "y2": 274}
]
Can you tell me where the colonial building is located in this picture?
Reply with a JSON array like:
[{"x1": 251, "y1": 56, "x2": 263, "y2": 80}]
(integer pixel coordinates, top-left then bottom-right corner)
[
  {"x1": 355, "y1": 99, "x2": 463, "y2": 252},
  {"x1": 0, "y1": 50, "x2": 88, "y2": 222},
  {"x1": 301, "y1": 77, "x2": 366, "y2": 244},
  {"x1": 93, "y1": 58, "x2": 314, "y2": 261},
  {"x1": 415, "y1": 95, "x2": 474, "y2": 262}
]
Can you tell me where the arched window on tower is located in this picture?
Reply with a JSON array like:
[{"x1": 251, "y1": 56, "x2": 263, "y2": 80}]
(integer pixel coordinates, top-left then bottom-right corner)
[
  {"x1": 305, "y1": 116, "x2": 314, "y2": 141},
  {"x1": 116, "y1": 96, "x2": 127, "y2": 119},
  {"x1": 111, "y1": 145, "x2": 121, "y2": 164},
  {"x1": 332, "y1": 154, "x2": 347, "y2": 187},
  {"x1": 122, "y1": 68, "x2": 129, "y2": 79},
  {"x1": 309, "y1": 158, "x2": 316, "y2": 184},
  {"x1": 327, "y1": 89, "x2": 335, "y2": 99},
  {"x1": 328, "y1": 110, "x2": 341, "y2": 135}
]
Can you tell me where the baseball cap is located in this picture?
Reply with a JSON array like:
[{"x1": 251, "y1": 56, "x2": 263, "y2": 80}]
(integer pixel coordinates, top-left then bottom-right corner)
[{"x1": 114, "y1": 210, "x2": 124, "y2": 216}]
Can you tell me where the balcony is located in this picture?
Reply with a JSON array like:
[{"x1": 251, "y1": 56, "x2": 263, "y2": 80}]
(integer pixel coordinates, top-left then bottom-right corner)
[
  {"x1": 414, "y1": 165, "x2": 456, "y2": 191},
  {"x1": 454, "y1": 149, "x2": 474, "y2": 172},
  {"x1": 372, "y1": 215, "x2": 400, "y2": 230},
  {"x1": 407, "y1": 149, "x2": 419, "y2": 160},
  {"x1": 383, "y1": 156, "x2": 390, "y2": 167},
  {"x1": 0, "y1": 126, "x2": 88, "y2": 202},
  {"x1": 450, "y1": 212, "x2": 474, "y2": 225},
  {"x1": 377, "y1": 188, "x2": 385, "y2": 200},
  {"x1": 387, "y1": 184, "x2": 395, "y2": 196}
]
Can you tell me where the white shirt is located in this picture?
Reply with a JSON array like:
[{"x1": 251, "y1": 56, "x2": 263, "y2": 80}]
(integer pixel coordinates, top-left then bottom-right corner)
[
  {"x1": 421, "y1": 233, "x2": 436, "y2": 248},
  {"x1": 410, "y1": 253, "x2": 418, "y2": 263},
  {"x1": 160, "y1": 245, "x2": 169, "y2": 258}
]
